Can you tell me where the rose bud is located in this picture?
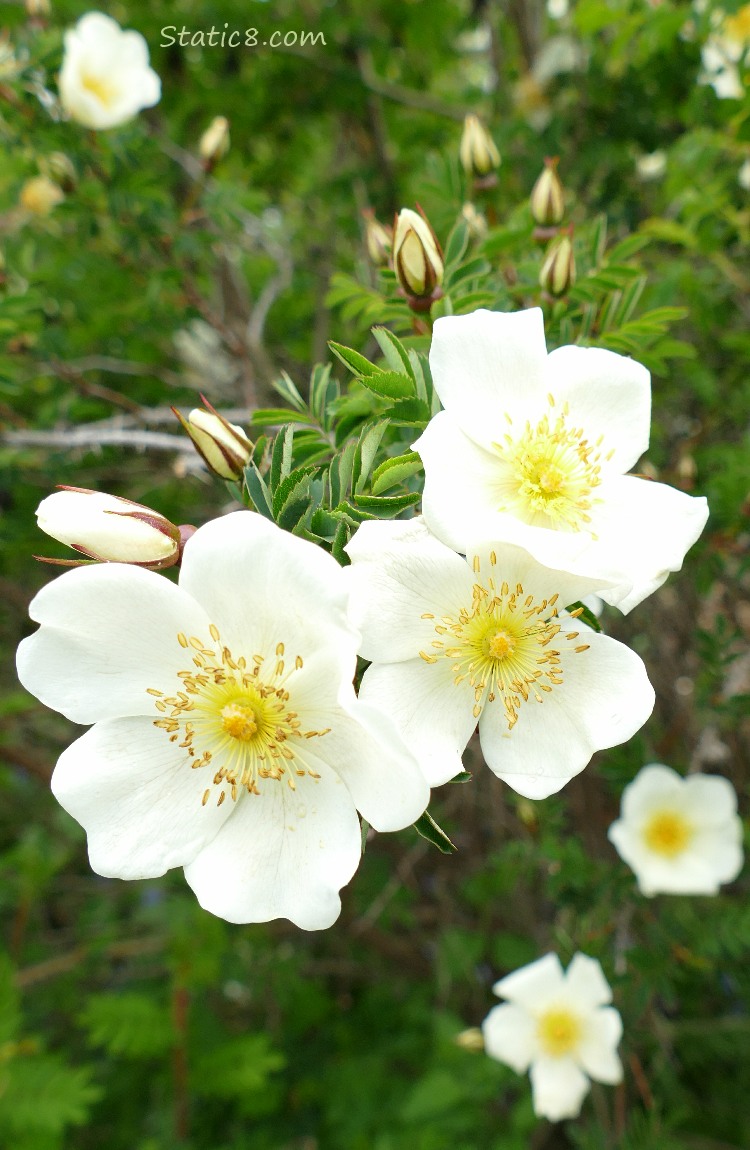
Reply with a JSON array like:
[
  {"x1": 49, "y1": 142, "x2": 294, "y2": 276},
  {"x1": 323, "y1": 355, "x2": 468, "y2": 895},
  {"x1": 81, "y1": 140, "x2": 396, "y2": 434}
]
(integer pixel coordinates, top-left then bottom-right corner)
[
  {"x1": 530, "y1": 157, "x2": 565, "y2": 227},
  {"x1": 36, "y1": 488, "x2": 181, "y2": 568},
  {"x1": 393, "y1": 207, "x2": 444, "y2": 308},
  {"x1": 539, "y1": 229, "x2": 576, "y2": 297},
  {"x1": 173, "y1": 402, "x2": 252, "y2": 481},
  {"x1": 459, "y1": 114, "x2": 501, "y2": 178}
]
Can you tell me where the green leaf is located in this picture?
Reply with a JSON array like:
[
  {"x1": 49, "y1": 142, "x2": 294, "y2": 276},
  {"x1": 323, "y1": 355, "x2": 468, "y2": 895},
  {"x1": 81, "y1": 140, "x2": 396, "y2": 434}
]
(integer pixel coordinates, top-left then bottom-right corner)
[
  {"x1": 272, "y1": 467, "x2": 315, "y2": 531},
  {"x1": 243, "y1": 463, "x2": 274, "y2": 520},
  {"x1": 328, "y1": 340, "x2": 381, "y2": 378},
  {"x1": 372, "y1": 326, "x2": 415, "y2": 380},
  {"x1": 249, "y1": 408, "x2": 316, "y2": 428},
  {"x1": 79, "y1": 992, "x2": 173, "y2": 1058},
  {"x1": 371, "y1": 451, "x2": 423, "y2": 494},
  {"x1": 358, "y1": 370, "x2": 416, "y2": 400},
  {"x1": 388, "y1": 397, "x2": 431, "y2": 425},
  {"x1": 450, "y1": 771, "x2": 473, "y2": 784},
  {"x1": 353, "y1": 420, "x2": 389, "y2": 494},
  {"x1": 272, "y1": 369, "x2": 308, "y2": 412},
  {"x1": 414, "y1": 811, "x2": 457, "y2": 854},
  {"x1": 442, "y1": 217, "x2": 470, "y2": 269},
  {"x1": 353, "y1": 491, "x2": 421, "y2": 515},
  {"x1": 329, "y1": 440, "x2": 357, "y2": 506},
  {"x1": 308, "y1": 362, "x2": 338, "y2": 429},
  {"x1": 270, "y1": 424, "x2": 295, "y2": 489}
]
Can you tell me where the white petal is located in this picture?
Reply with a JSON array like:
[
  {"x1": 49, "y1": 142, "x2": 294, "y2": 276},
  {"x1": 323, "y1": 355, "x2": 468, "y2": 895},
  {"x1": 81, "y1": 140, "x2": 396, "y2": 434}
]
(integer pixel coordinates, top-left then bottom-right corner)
[
  {"x1": 479, "y1": 630, "x2": 654, "y2": 799},
  {"x1": 429, "y1": 309, "x2": 548, "y2": 445},
  {"x1": 493, "y1": 953, "x2": 565, "y2": 1007},
  {"x1": 563, "y1": 954, "x2": 613, "y2": 1009},
  {"x1": 619, "y1": 763, "x2": 684, "y2": 823},
  {"x1": 184, "y1": 762, "x2": 361, "y2": 929},
  {"x1": 344, "y1": 518, "x2": 473, "y2": 663},
  {"x1": 51, "y1": 719, "x2": 233, "y2": 879},
  {"x1": 482, "y1": 1004, "x2": 538, "y2": 1073},
  {"x1": 416, "y1": 416, "x2": 634, "y2": 590},
  {"x1": 300, "y1": 700, "x2": 430, "y2": 832},
  {"x1": 577, "y1": 1008, "x2": 623, "y2": 1084},
  {"x1": 16, "y1": 564, "x2": 211, "y2": 724},
  {"x1": 607, "y1": 820, "x2": 738, "y2": 896},
  {"x1": 680, "y1": 773, "x2": 740, "y2": 825},
  {"x1": 415, "y1": 414, "x2": 518, "y2": 554},
  {"x1": 544, "y1": 346, "x2": 651, "y2": 474},
  {"x1": 592, "y1": 475, "x2": 709, "y2": 612},
  {"x1": 178, "y1": 511, "x2": 358, "y2": 675},
  {"x1": 690, "y1": 824, "x2": 744, "y2": 885},
  {"x1": 468, "y1": 540, "x2": 617, "y2": 612},
  {"x1": 530, "y1": 1056, "x2": 590, "y2": 1120},
  {"x1": 358, "y1": 659, "x2": 477, "y2": 787}
]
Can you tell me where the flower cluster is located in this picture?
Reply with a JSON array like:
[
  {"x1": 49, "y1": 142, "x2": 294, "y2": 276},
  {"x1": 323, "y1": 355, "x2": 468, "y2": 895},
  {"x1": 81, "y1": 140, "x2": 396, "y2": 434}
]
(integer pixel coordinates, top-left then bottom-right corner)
[{"x1": 16, "y1": 246, "x2": 734, "y2": 1119}]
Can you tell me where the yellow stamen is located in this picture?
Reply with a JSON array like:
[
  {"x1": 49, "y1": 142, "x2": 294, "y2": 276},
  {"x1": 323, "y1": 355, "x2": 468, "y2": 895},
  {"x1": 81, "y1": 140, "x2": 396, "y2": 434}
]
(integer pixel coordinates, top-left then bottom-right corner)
[
  {"x1": 643, "y1": 809, "x2": 692, "y2": 857},
  {"x1": 537, "y1": 1007, "x2": 582, "y2": 1057}
]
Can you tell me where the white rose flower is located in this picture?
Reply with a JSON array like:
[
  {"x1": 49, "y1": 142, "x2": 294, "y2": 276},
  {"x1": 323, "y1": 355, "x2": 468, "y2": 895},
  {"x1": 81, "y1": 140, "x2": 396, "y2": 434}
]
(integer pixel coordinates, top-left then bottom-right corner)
[
  {"x1": 59, "y1": 12, "x2": 161, "y2": 130},
  {"x1": 608, "y1": 763, "x2": 744, "y2": 896},
  {"x1": 413, "y1": 308, "x2": 709, "y2": 613},
  {"x1": 345, "y1": 518, "x2": 655, "y2": 799},
  {"x1": 483, "y1": 952, "x2": 623, "y2": 1122},
  {"x1": 16, "y1": 512, "x2": 429, "y2": 929}
]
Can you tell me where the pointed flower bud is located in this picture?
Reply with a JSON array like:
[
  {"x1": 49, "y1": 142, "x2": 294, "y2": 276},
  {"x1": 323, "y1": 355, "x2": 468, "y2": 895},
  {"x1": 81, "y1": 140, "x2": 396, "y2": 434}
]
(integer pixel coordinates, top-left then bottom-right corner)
[
  {"x1": 393, "y1": 207, "x2": 444, "y2": 306},
  {"x1": 459, "y1": 114, "x2": 501, "y2": 178},
  {"x1": 199, "y1": 116, "x2": 230, "y2": 166},
  {"x1": 36, "y1": 488, "x2": 181, "y2": 568},
  {"x1": 362, "y1": 208, "x2": 392, "y2": 266},
  {"x1": 174, "y1": 401, "x2": 252, "y2": 481},
  {"x1": 530, "y1": 157, "x2": 565, "y2": 227},
  {"x1": 539, "y1": 229, "x2": 576, "y2": 297}
]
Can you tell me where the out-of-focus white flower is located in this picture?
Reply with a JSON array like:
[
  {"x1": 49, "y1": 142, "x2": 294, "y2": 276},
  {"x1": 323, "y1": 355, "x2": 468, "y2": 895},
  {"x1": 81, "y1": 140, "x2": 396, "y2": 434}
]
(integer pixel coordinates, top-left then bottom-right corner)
[
  {"x1": 608, "y1": 764, "x2": 744, "y2": 895},
  {"x1": 413, "y1": 308, "x2": 709, "y2": 613},
  {"x1": 59, "y1": 12, "x2": 161, "y2": 130},
  {"x1": 36, "y1": 487, "x2": 181, "y2": 568},
  {"x1": 738, "y1": 157, "x2": 750, "y2": 188},
  {"x1": 547, "y1": 0, "x2": 570, "y2": 20},
  {"x1": 16, "y1": 512, "x2": 429, "y2": 928},
  {"x1": 699, "y1": 5, "x2": 750, "y2": 99},
  {"x1": 635, "y1": 150, "x2": 667, "y2": 181},
  {"x1": 392, "y1": 208, "x2": 444, "y2": 302},
  {"x1": 345, "y1": 518, "x2": 655, "y2": 799},
  {"x1": 483, "y1": 953, "x2": 623, "y2": 1121},
  {"x1": 173, "y1": 403, "x2": 252, "y2": 481}
]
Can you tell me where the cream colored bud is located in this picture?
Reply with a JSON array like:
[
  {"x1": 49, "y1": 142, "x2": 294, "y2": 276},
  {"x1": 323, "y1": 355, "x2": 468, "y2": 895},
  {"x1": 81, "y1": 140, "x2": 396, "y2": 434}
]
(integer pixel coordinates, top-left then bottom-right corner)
[
  {"x1": 455, "y1": 1028, "x2": 485, "y2": 1053},
  {"x1": 19, "y1": 176, "x2": 64, "y2": 216},
  {"x1": 175, "y1": 405, "x2": 252, "y2": 481},
  {"x1": 199, "y1": 116, "x2": 230, "y2": 164},
  {"x1": 459, "y1": 114, "x2": 501, "y2": 178},
  {"x1": 36, "y1": 488, "x2": 181, "y2": 567},
  {"x1": 393, "y1": 207, "x2": 444, "y2": 301},
  {"x1": 363, "y1": 209, "x2": 392, "y2": 266},
  {"x1": 461, "y1": 201, "x2": 488, "y2": 240},
  {"x1": 539, "y1": 231, "x2": 576, "y2": 296},
  {"x1": 530, "y1": 157, "x2": 565, "y2": 226},
  {"x1": 25, "y1": 0, "x2": 50, "y2": 17}
]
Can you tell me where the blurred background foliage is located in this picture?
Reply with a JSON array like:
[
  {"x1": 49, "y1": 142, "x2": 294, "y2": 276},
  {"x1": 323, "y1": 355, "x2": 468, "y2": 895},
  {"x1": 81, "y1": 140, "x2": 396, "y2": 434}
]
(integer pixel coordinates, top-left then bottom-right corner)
[{"x1": 1, "y1": 0, "x2": 749, "y2": 1146}]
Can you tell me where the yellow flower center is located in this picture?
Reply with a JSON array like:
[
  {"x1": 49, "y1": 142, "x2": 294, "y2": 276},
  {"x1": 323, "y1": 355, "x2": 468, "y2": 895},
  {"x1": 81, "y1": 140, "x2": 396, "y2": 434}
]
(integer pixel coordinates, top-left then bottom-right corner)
[
  {"x1": 419, "y1": 552, "x2": 591, "y2": 729},
  {"x1": 80, "y1": 72, "x2": 117, "y2": 107},
  {"x1": 537, "y1": 1007, "x2": 583, "y2": 1058},
  {"x1": 492, "y1": 396, "x2": 612, "y2": 532},
  {"x1": 148, "y1": 626, "x2": 330, "y2": 809},
  {"x1": 642, "y1": 809, "x2": 693, "y2": 858}
]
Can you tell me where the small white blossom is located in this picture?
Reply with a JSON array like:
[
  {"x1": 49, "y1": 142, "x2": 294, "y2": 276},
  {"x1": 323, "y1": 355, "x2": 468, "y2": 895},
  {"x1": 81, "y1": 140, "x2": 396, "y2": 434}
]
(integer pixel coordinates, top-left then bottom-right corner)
[
  {"x1": 483, "y1": 953, "x2": 623, "y2": 1122},
  {"x1": 59, "y1": 12, "x2": 161, "y2": 130},
  {"x1": 414, "y1": 308, "x2": 709, "y2": 613},
  {"x1": 635, "y1": 150, "x2": 667, "y2": 181},
  {"x1": 739, "y1": 157, "x2": 750, "y2": 189},
  {"x1": 17, "y1": 512, "x2": 429, "y2": 929},
  {"x1": 698, "y1": 6, "x2": 750, "y2": 99},
  {"x1": 345, "y1": 518, "x2": 655, "y2": 799},
  {"x1": 608, "y1": 764, "x2": 744, "y2": 896}
]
